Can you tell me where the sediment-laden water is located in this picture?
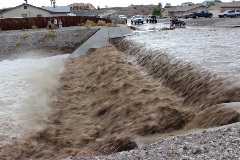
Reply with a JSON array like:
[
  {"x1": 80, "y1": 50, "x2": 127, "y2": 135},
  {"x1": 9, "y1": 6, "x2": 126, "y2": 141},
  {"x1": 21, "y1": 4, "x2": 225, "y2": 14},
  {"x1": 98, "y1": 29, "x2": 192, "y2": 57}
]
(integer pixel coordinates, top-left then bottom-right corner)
[
  {"x1": 0, "y1": 54, "x2": 68, "y2": 148},
  {"x1": 1, "y1": 28, "x2": 240, "y2": 159},
  {"x1": 1, "y1": 45, "x2": 239, "y2": 159}
]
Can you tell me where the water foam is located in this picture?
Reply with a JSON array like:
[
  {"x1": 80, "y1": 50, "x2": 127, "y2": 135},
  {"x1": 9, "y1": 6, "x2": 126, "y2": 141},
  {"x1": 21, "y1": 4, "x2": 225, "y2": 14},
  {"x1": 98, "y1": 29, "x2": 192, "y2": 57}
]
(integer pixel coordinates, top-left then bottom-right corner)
[{"x1": 0, "y1": 54, "x2": 68, "y2": 147}]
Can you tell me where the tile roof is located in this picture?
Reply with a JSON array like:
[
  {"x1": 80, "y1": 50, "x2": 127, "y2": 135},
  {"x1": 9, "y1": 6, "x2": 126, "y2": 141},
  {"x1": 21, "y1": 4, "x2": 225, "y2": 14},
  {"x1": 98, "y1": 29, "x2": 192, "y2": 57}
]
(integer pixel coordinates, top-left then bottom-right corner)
[{"x1": 0, "y1": 3, "x2": 70, "y2": 14}]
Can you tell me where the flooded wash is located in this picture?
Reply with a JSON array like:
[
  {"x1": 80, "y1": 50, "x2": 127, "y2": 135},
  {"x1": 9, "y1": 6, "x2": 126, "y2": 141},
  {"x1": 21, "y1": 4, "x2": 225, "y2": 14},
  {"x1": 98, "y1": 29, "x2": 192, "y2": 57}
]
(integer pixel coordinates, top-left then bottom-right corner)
[
  {"x1": 1, "y1": 28, "x2": 240, "y2": 159},
  {"x1": 0, "y1": 54, "x2": 68, "y2": 148}
]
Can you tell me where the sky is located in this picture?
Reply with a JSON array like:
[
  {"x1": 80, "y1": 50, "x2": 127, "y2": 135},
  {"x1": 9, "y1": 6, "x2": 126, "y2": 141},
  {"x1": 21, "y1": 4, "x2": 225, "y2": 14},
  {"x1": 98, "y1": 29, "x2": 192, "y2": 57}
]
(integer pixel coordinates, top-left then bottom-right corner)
[{"x1": 0, "y1": 0, "x2": 232, "y2": 9}]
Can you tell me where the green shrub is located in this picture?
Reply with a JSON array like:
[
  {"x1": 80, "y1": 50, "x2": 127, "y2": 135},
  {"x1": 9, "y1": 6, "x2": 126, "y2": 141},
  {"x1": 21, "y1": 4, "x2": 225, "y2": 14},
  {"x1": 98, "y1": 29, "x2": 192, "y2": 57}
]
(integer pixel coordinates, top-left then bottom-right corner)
[
  {"x1": 85, "y1": 20, "x2": 96, "y2": 26},
  {"x1": 118, "y1": 19, "x2": 126, "y2": 24},
  {"x1": 21, "y1": 32, "x2": 30, "y2": 39},
  {"x1": 162, "y1": 27, "x2": 173, "y2": 30},
  {"x1": 46, "y1": 24, "x2": 55, "y2": 30},
  {"x1": 44, "y1": 31, "x2": 56, "y2": 38},
  {"x1": 32, "y1": 26, "x2": 37, "y2": 29},
  {"x1": 16, "y1": 40, "x2": 22, "y2": 45},
  {"x1": 97, "y1": 20, "x2": 106, "y2": 26},
  {"x1": 106, "y1": 23, "x2": 112, "y2": 27},
  {"x1": 77, "y1": 23, "x2": 85, "y2": 26},
  {"x1": 85, "y1": 24, "x2": 92, "y2": 29}
]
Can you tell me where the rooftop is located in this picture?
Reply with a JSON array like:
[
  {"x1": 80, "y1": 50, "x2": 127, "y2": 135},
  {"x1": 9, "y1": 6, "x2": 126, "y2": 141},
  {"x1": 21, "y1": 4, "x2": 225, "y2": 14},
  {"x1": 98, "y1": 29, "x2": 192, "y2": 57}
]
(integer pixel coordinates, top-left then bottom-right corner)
[
  {"x1": 211, "y1": 2, "x2": 240, "y2": 7},
  {"x1": 165, "y1": 4, "x2": 204, "y2": 12},
  {"x1": 42, "y1": 6, "x2": 70, "y2": 13}
]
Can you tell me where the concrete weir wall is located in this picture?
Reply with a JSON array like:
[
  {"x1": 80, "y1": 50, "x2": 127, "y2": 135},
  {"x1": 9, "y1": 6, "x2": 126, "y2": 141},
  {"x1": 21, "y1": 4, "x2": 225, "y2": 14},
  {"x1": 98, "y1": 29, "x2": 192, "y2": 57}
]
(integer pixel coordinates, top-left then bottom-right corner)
[{"x1": 69, "y1": 26, "x2": 134, "y2": 58}]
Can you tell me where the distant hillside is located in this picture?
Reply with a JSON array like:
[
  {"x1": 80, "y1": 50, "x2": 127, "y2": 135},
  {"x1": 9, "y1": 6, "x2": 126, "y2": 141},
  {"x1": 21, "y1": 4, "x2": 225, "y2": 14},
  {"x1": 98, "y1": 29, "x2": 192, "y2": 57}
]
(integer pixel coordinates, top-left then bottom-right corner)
[{"x1": 71, "y1": 5, "x2": 156, "y2": 18}]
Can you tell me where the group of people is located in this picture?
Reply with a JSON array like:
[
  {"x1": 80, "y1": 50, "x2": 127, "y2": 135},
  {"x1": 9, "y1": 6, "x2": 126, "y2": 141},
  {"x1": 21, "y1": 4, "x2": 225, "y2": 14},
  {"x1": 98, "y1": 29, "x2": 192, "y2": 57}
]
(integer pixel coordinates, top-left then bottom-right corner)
[{"x1": 48, "y1": 18, "x2": 62, "y2": 29}]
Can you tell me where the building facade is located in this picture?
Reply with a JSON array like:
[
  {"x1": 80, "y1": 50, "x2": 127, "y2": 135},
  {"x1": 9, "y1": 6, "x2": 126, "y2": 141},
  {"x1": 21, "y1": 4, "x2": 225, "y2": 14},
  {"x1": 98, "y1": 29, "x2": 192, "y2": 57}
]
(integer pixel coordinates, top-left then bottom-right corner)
[
  {"x1": 162, "y1": 5, "x2": 207, "y2": 18},
  {"x1": 0, "y1": 3, "x2": 70, "y2": 18},
  {"x1": 208, "y1": 2, "x2": 240, "y2": 17}
]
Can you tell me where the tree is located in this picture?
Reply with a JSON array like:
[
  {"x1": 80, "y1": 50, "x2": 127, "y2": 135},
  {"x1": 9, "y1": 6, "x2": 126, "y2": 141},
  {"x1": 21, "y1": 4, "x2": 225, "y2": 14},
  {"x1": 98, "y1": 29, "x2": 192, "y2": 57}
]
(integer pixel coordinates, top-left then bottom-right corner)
[
  {"x1": 165, "y1": 3, "x2": 171, "y2": 8},
  {"x1": 152, "y1": 2, "x2": 162, "y2": 17},
  {"x1": 206, "y1": 0, "x2": 221, "y2": 7}
]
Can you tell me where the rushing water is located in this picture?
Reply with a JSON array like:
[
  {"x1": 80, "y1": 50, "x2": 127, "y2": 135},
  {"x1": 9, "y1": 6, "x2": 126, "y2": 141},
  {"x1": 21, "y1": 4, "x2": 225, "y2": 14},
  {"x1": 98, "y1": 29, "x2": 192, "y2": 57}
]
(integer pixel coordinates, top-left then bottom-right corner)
[
  {"x1": 0, "y1": 54, "x2": 68, "y2": 147},
  {"x1": 126, "y1": 28, "x2": 240, "y2": 83}
]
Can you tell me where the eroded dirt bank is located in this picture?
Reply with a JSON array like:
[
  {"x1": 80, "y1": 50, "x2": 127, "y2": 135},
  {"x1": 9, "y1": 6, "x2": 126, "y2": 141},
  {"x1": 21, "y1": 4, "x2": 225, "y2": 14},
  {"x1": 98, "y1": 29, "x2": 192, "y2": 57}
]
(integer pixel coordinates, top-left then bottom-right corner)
[{"x1": 1, "y1": 45, "x2": 240, "y2": 159}]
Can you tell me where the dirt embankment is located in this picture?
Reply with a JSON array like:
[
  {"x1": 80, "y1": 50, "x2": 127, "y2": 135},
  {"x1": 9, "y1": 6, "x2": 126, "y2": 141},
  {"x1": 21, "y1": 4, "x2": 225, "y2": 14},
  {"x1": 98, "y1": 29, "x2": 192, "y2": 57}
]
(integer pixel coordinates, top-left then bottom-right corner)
[
  {"x1": 0, "y1": 27, "x2": 99, "y2": 60},
  {"x1": 1, "y1": 44, "x2": 240, "y2": 159}
]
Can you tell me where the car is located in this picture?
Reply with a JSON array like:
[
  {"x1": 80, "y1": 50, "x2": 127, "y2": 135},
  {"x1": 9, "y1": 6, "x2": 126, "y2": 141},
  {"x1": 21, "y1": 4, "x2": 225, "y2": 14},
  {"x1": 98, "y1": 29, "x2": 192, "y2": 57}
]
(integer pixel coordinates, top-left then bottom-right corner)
[
  {"x1": 83, "y1": 15, "x2": 102, "y2": 18},
  {"x1": 131, "y1": 15, "x2": 144, "y2": 25},
  {"x1": 189, "y1": 10, "x2": 213, "y2": 18},
  {"x1": 184, "y1": 14, "x2": 190, "y2": 19},
  {"x1": 119, "y1": 15, "x2": 127, "y2": 23},
  {"x1": 146, "y1": 15, "x2": 157, "y2": 23},
  {"x1": 218, "y1": 10, "x2": 240, "y2": 18}
]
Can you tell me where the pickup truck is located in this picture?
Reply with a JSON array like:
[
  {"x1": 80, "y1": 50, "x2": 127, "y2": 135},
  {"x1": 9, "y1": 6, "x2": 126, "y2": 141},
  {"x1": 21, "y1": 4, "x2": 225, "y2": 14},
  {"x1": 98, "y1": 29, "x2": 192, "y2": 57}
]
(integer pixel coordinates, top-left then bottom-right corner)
[
  {"x1": 189, "y1": 10, "x2": 213, "y2": 18},
  {"x1": 131, "y1": 15, "x2": 144, "y2": 25},
  {"x1": 218, "y1": 10, "x2": 240, "y2": 18}
]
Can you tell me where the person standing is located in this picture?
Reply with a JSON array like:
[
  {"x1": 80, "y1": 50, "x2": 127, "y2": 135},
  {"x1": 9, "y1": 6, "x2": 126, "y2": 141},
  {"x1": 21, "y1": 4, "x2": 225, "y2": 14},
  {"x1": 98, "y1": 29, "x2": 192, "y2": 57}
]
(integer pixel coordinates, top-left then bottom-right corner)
[
  {"x1": 59, "y1": 19, "x2": 62, "y2": 28},
  {"x1": 54, "y1": 18, "x2": 58, "y2": 29},
  {"x1": 48, "y1": 19, "x2": 52, "y2": 29}
]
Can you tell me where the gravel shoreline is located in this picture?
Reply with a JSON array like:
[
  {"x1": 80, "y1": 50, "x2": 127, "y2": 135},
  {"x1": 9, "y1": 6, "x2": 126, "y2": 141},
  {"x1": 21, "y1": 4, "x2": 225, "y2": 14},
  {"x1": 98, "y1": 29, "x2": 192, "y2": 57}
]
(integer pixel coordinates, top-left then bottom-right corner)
[{"x1": 69, "y1": 122, "x2": 240, "y2": 160}]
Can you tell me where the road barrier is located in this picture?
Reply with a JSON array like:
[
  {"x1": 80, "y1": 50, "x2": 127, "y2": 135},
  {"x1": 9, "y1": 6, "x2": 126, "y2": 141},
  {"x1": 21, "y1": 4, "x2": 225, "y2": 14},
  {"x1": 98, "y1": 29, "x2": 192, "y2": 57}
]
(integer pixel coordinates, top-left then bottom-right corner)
[{"x1": 0, "y1": 16, "x2": 111, "y2": 31}]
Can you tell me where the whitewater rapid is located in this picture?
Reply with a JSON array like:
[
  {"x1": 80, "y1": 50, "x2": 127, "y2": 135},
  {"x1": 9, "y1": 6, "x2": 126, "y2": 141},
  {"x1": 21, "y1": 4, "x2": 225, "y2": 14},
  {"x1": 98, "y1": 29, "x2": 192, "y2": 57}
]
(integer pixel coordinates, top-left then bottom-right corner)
[
  {"x1": 0, "y1": 54, "x2": 68, "y2": 147},
  {"x1": 127, "y1": 28, "x2": 240, "y2": 83}
]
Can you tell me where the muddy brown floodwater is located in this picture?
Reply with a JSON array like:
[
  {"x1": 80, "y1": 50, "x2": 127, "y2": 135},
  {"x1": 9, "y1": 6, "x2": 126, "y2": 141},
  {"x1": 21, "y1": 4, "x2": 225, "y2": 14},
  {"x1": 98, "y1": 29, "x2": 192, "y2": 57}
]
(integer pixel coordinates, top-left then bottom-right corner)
[{"x1": 1, "y1": 45, "x2": 239, "y2": 159}]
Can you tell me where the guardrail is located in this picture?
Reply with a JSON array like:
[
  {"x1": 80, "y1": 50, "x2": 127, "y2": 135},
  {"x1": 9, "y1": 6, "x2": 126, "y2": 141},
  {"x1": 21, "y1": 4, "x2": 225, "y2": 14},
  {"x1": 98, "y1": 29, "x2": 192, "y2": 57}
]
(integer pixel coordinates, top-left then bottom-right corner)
[{"x1": 0, "y1": 16, "x2": 111, "y2": 31}]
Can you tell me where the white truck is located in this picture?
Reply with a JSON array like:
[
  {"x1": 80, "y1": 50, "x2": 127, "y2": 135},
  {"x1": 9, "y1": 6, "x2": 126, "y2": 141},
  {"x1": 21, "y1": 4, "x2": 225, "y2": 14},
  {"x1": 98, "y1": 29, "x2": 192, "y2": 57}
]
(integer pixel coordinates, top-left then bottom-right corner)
[{"x1": 131, "y1": 15, "x2": 144, "y2": 25}]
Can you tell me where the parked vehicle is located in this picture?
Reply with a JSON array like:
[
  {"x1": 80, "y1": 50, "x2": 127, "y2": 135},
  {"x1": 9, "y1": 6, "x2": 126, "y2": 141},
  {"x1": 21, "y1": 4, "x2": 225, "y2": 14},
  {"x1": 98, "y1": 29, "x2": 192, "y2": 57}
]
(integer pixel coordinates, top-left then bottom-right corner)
[
  {"x1": 184, "y1": 14, "x2": 190, "y2": 19},
  {"x1": 83, "y1": 15, "x2": 102, "y2": 18},
  {"x1": 189, "y1": 10, "x2": 213, "y2": 18},
  {"x1": 146, "y1": 15, "x2": 157, "y2": 23},
  {"x1": 218, "y1": 10, "x2": 240, "y2": 18},
  {"x1": 131, "y1": 15, "x2": 144, "y2": 25},
  {"x1": 170, "y1": 17, "x2": 186, "y2": 26},
  {"x1": 119, "y1": 15, "x2": 127, "y2": 23}
]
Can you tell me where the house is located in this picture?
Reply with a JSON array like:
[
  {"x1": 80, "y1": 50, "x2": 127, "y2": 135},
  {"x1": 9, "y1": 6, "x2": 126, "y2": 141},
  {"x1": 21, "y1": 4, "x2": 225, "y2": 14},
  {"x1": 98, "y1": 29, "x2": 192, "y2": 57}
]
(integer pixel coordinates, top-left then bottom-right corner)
[
  {"x1": 208, "y1": 2, "x2": 240, "y2": 17},
  {"x1": 162, "y1": 4, "x2": 207, "y2": 18},
  {"x1": 0, "y1": 3, "x2": 70, "y2": 18},
  {"x1": 202, "y1": 0, "x2": 214, "y2": 6},
  {"x1": 181, "y1": 2, "x2": 194, "y2": 6},
  {"x1": 68, "y1": 3, "x2": 96, "y2": 10}
]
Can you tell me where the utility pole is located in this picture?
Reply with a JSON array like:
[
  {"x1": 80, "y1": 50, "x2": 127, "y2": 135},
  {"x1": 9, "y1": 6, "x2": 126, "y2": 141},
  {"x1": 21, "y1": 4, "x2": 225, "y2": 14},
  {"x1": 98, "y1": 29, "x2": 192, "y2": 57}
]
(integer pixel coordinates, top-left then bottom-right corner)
[{"x1": 50, "y1": 0, "x2": 56, "y2": 8}]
